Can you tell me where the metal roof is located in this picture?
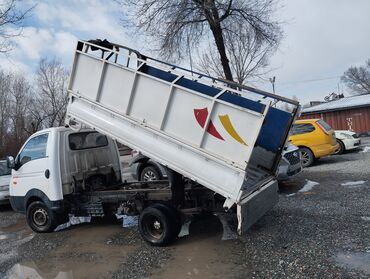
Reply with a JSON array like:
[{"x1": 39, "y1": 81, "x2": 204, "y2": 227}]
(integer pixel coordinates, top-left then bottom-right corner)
[{"x1": 302, "y1": 94, "x2": 370, "y2": 113}]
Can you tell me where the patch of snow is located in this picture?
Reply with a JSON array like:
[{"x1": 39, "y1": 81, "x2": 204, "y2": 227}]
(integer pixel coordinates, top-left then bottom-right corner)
[
  {"x1": 362, "y1": 146, "x2": 370, "y2": 153},
  {"x1": 286, "y1": 193, "x2": 296, "y2": 197},
  {"x1": 341, "y1": 181, "x2": 366, "y2": 187},
  {"x1": 122, "y1": 215, "x2": 138, "y2": 228},
  {"x1": 54, "y1": 215, "x2": 91, "y2": 231},
  {"x1": 299, "y1": 180, "x2": 319, "y2": 193}
]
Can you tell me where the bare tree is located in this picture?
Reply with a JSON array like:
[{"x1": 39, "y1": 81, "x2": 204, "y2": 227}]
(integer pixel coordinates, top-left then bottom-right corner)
[
  {"x1": 197, "y1": 22, "x2": 276, "y2": 84},
  {"x1": 0, "y1": 69, "x2": 11, "y2": 156},
  {"x1": 36, "y1": 57, "x2": 69, "y2": 128},
  {"x1": 120, "y1": 0, "x2": 282, "y2": 82},
  {"x1": 0, "y1": 0, "x2": 32, "y2": 53},
  {"x1": 341, "y1": 59, "x2": 370, "y2": 95},
  {"x1": 7, "y1": 72, "x2": 32, "y2": 155}
]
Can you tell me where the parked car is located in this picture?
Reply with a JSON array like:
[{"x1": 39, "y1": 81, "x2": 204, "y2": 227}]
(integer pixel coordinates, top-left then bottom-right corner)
[
  {"x1": 289, "y1": 119, "x2": 339, "y2": 167},
  {"x1": 334, "y1": 130, "x2": 361, "y2": 154},
  {"x1": 277, "y1": 143, "x2": 302, "y2": 180},
  {"x1": 129, "y1": 152, "x2": 168, "y2": 181},
  {"x1": 122, "y1": 145, "x2": 301, "y2": 182},
  {"x1": 0, "y1": 160, "x2": 11, "y2": 205},
  {"x1": 118, "y1": 144, "x2": 167, "y2": 182}
]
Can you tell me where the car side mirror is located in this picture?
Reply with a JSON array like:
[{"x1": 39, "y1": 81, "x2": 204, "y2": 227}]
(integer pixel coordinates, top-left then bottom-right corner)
[{"x1": 6, "y1": 156, "x2": 15, "y2": 169}]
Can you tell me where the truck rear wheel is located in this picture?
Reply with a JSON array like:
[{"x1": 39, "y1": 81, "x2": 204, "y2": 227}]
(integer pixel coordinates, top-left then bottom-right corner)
[
  {"x1": 139, "y1": 205, "x2": 177, "y2": 246},
  {"x1": 26, "y1": 201, "x2": 58, "y2": 233},
  {"x1": 152, "y1": 203, "x2": 182, "y2": 237}
]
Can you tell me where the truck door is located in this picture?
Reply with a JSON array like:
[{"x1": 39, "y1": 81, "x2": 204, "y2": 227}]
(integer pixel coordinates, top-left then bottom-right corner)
[{"x1": 11, "y1": 133, "x2": 50, "y2": 198}]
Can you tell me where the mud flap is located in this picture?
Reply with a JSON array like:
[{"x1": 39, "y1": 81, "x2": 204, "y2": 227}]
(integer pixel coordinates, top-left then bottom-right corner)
[{"x1": 237, "y1": 179, "x2": 279, "y2": 235}]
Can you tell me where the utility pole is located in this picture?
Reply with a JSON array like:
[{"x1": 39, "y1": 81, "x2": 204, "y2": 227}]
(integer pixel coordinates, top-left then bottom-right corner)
[{"x1": 269, "y1": 76, "x2": 276, "y2": 94}]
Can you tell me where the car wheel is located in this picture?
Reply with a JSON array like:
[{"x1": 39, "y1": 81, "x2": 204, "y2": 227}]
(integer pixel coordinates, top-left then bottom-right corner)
[
  {"x1": 299, "y1": 147, "x2": 314, "y2": 167},
  {"x1": 139, "y1": 205, "x2": 177, "y2": 246},
  {"x1": 140, "y1": 165, "x2": 162, "y2": 181},
  {"x1": 26, "y1": 201, "x2": 58, "y2": 233},
  {"x1": 335, "y1": 140, "x2": 345, "y2": 155}
]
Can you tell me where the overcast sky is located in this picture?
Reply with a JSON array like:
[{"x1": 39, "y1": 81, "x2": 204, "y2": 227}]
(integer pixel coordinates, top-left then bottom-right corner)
[{"x1": 1, "y1": 0, "x2": 370, "y2": 104}]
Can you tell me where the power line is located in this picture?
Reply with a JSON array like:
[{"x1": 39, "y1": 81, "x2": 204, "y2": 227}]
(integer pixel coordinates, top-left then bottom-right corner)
[{"x1": 278, "y1": 75, "x2": 342, "y2": 85}]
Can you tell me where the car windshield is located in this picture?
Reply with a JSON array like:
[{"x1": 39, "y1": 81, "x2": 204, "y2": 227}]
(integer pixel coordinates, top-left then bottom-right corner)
[{"x1": 0, "y1": 161, "x2": 11, "y2": 176}]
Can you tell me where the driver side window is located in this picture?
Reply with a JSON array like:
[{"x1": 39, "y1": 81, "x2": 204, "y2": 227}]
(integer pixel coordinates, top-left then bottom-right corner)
[{"x1": 18, "y1": 134, "x2": 48, "y2": 167}]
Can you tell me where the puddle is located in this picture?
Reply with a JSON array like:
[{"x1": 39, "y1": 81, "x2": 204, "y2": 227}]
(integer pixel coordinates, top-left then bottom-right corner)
[
  {"x1": 5, "y1": 222, "x2": 136, "y2": 279},
  {"x1": 6, "y1": 262, "x2": 74, "y2": 279},
  {"x1": 0, "y1": 220, "x2": 35, "y2": 266},
  {"x1": 0, "y1": 228, "x2": 34, "y2": 242},
  {"x1": 334, "y1": 252, "x2": 370, "y2": 275},
  {"x1": 150, "y1": 215, "x2": 243, "y2": 279}
]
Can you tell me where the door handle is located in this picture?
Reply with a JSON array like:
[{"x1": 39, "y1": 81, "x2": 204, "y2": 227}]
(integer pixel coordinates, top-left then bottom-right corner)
[{"x1": 45, "y1": 169, "x2": 50, "y2": 179}]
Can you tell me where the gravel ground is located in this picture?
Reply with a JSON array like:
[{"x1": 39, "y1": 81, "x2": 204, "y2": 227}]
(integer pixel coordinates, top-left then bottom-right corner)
[{"x1": 0, "y1": 144, "x2": 369, "y2": 278}]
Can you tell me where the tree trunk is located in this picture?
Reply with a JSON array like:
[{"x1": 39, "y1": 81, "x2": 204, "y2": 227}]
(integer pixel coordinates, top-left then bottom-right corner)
[
  {"x1": 203, "y1": 0, "x2": 233, "y2": 82},
  {"x1": 210, "y1": 26, "x2": 233, "y2": 82}
]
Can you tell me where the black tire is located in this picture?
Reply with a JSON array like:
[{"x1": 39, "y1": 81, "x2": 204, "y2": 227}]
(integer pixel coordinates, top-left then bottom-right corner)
[
  {"x1": 139, "y1": 165, "x2": 162, "y2": 181},
  {"x1": 299, "y1": 147, "x2": 315, "y2": 167},
  {"x1": 139, "y1": 205, "x2": 177, "y2": 246},
  {"x1": 152, "y1": 203, "x2": 182, "y2": 237},
  {"x1": 335, "y1": 140, "x2": 345, "y2": 155},
  {"x1": 26, "y1": 201, "x2": 58, "y2": 233}
]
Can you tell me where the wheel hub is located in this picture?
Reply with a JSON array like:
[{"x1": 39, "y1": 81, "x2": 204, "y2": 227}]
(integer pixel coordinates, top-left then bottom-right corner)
[
  {"x1": 153, "y1": 220, "x2": 161, "y2": 230},
  {"x1": 33, "y1": 208, "x2": 48, "y2": 226},
  {"x1": 144, "y1": 170, "x2": 157, "y2": 181}
]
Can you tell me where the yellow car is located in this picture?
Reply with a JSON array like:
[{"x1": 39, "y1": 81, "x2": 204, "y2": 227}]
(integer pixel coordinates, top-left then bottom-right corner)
[{"x1": 289, "y1": 119, "x2": 339, "y2": 167}]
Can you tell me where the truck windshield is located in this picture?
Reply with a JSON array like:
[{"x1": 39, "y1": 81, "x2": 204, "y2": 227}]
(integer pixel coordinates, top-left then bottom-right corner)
[{"x1": 69, "y1": 132, "x2": 108, "y2": 150}]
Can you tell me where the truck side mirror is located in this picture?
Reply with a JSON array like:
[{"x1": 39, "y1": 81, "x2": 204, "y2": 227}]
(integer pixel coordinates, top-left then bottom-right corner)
[{"x1": 6, "y1": 156, "x2": 15, "y2": 169}]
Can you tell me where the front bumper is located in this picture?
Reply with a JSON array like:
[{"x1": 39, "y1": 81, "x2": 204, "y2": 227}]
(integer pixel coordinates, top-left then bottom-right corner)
[{"x1": 343, "y1": 138, "x2": 361, "y2": 150}]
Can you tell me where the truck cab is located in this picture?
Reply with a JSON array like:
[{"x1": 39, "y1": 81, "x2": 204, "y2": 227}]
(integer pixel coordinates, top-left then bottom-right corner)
[{"x1": 9, "y1": 127, "x2": 121, "y2": 232}]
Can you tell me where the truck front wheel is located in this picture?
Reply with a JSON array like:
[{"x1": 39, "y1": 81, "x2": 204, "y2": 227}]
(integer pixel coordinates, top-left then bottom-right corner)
[{"x1": 26, "y1": 201, "x2": 58, "y2": 233}]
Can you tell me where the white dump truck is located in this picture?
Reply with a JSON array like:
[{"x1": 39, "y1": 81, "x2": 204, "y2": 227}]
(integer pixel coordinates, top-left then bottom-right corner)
[{"x1": 8, "y1": 40, "x2": 299, "y2": 245}]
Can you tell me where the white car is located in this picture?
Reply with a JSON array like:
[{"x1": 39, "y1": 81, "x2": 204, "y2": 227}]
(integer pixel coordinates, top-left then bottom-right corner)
[
  {"x1": 277, "y1": 143, "x2": 302, "y2": 180},
  {"x1": 334, "y1": 130, "x2": 361, "y2": 154},
  {"x1": 0, "y1": 160, "x2": 11, "y2": 205}
]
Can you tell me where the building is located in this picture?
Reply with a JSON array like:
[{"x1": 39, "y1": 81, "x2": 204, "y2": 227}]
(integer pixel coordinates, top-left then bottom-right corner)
[{"x1": 300, "y1": 94, "x2": 370, "y2": 134}]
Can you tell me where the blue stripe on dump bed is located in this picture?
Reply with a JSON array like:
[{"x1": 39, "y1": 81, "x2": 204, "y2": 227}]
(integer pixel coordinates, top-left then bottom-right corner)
[
  {"x1": 141, "y1": 65, "x2": 266, "y2": 113},
  {"x1": 256, "y1": 107, "x2": 292, "y2": 152},
  {"x1": 175, "y1": 77, "x2": 220, "y2": 97},
  {"x1": 140, "y1": 65, "x2": 178, "y2": 83},
  {"x1": 218, "y1": 92, "x2": 265, "y2": 114}
]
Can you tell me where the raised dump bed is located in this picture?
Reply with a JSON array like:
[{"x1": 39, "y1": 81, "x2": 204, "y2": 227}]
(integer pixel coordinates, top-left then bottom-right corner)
[{"x1": 66, "y1": 40, "x2": 299, "y2": 230}]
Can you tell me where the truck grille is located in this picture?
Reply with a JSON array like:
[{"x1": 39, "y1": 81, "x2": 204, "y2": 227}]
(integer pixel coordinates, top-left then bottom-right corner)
[{"x1": 284, "y1": 151, "x2": 301, "y2": 165}]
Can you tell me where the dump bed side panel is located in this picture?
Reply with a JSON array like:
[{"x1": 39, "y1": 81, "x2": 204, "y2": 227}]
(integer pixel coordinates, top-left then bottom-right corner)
[{"x1": 67, "y1": 41, "x2": 299, "y2": 206}]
